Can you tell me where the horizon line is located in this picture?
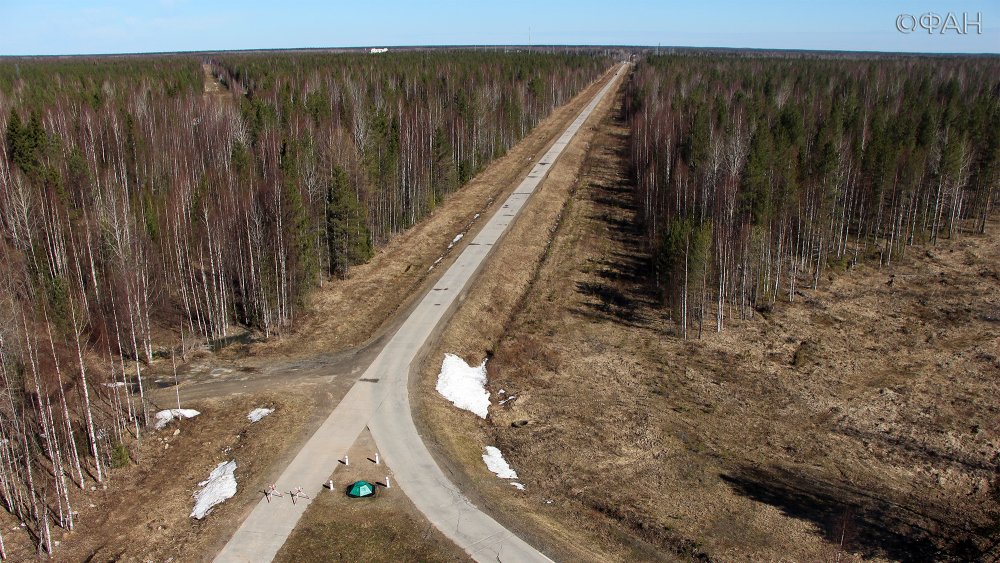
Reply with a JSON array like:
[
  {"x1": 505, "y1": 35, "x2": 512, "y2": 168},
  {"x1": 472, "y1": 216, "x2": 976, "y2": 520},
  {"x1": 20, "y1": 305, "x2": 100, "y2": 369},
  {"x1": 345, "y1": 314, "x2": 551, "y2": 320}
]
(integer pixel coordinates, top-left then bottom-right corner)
[{"x1": 2, "y1": 43, "x2": 998, "y2": 59}]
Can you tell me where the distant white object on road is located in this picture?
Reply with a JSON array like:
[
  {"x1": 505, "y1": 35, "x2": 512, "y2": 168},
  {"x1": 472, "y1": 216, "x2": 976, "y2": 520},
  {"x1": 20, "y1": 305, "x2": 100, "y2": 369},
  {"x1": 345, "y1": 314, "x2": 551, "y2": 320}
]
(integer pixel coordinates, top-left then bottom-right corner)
[
  {"x1": 482, "y1": 446, "x2": 518, "y2": 479},
  {"x1": 370, "y1": 47, "x2": 388, "y2": 54},
  {"x1": 154, "y1": 409, "x2": 200, "y2": 429},
  {"x1": 247, "y1": 408, "x2": 274, "y2": 423},
  {"x1": 192, "y1": 460, "x2": 237, "y2": 519},
  {"x1": 436, "y1": 354, "x2": 490, "y2": 418}
]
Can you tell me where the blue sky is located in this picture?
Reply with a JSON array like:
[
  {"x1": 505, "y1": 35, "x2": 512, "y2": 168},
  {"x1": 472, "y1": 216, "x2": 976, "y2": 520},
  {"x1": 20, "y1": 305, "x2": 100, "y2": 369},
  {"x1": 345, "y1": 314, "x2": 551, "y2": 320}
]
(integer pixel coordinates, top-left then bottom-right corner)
[{"x1": 1, "y1": 0, "x2": 997, "y2": 56}]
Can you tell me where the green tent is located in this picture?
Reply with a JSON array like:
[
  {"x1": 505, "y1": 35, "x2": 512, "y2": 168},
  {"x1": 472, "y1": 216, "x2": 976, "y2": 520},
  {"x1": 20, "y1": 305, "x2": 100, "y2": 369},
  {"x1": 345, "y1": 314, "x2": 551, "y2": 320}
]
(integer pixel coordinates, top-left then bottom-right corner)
[{"x1": 348, "y1": 480, "x2": 375, "y2": 498}]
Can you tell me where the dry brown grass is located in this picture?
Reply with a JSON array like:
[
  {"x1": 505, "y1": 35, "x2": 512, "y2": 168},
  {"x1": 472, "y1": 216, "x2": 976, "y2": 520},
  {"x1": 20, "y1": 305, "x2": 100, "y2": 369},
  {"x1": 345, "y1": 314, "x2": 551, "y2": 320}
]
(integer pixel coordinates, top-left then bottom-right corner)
[
  {"x1": 274, "y1": 429, "x2": 467, "y2": 563},
  {"x1": 413, "y1": 69, "x2": 665, "y2": 563},
  {"x1": 415, "y1": 79, "x2": 1000, "y2": 562},
  {"x1": 1, "y1": 388, "x2": 320, "y2": 561}
]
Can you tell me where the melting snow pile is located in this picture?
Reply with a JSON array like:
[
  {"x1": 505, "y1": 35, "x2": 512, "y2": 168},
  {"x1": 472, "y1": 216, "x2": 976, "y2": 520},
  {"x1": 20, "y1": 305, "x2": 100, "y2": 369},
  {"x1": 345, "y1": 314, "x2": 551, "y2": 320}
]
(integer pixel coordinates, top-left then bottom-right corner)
[
  {"x1": 448, "y1": 233, "x2": 464, "y2": 249},
  {"x1": 191, "y1": 460, "x2": 237, "y2": 519},
  {"x1": 247, "y1": 408, "x2": 274, "y2": 423},
  {"x1": 482, "y1": 446, "x2": 518, "y2": 479},
  {"x1": 436, "y1": 354, "x2": 489, "y2": 418},
  {"x1": 511, "y1": 482, "x2": 526, "y2": 491},
  {"x1": 153, "y1": 409, "x2": 200, "y2": 430}
]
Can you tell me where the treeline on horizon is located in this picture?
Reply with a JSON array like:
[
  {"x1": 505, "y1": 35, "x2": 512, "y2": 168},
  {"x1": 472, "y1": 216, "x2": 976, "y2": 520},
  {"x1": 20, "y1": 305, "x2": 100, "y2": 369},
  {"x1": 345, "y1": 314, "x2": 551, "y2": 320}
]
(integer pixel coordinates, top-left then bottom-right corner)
[
  {"x1": 0, "y1": 50, "x2": 609, "y2": 554},
  {"x1": 626, "y1": 54, "x2": 999, "y2": 337}
]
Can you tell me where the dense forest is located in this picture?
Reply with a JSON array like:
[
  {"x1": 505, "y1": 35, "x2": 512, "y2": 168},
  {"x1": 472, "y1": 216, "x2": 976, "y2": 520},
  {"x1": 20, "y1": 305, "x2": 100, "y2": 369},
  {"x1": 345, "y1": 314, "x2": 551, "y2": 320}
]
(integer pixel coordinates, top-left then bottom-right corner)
[
  {"x1": 0, "y1": 50, "x2": 609, "y2": 554},
  {"x1": 626, "y1": 54, "x2": 1000, "y2": 337}
]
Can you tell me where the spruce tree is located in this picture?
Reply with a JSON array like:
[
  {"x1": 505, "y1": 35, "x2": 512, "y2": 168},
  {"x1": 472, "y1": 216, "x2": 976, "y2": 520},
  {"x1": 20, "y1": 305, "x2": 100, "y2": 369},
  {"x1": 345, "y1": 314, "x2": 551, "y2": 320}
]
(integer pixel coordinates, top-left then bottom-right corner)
[
  {"x1": 327, "y1": 165, "x2": 372, "y2": 278},
  {"x1": 431, "y1": 127, "x2": 458, "y2": 206}
]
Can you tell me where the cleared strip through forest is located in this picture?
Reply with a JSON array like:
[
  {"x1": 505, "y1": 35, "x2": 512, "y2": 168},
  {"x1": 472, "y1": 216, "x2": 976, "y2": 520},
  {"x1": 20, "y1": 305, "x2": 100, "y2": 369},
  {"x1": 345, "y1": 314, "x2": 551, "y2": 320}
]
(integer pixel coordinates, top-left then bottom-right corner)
[
  {"x1": 0, "y1": 51, "x2": 611, "y2": 554},
  {"x1": 214, "y1": 63, "x2": 626, "y2": 563}
]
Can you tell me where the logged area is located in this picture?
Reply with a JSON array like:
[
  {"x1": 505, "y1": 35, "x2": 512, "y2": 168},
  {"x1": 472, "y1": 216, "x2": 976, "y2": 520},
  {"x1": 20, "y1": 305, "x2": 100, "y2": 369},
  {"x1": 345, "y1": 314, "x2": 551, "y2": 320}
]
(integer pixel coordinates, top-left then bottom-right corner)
[{"x1": 418, "y1": 63, "x2": 1000, "y2": 562}]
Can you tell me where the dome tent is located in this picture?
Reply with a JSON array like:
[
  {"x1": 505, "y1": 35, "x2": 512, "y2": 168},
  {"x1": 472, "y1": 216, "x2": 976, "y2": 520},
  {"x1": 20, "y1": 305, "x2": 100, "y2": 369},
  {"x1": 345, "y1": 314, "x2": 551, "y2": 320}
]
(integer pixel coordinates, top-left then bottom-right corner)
[{"x1": 347, "y1": 480, "x2": 375, "y2": 498}]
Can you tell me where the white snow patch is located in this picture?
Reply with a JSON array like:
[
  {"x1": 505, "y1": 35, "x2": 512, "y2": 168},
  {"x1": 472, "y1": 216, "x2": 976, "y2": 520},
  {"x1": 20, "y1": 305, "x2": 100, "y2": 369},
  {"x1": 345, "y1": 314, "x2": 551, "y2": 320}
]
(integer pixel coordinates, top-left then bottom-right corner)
[
  {"x1": 247, "y1": 408, "x2": 274, "y2": 423},
  {"x1": 191, "y1": 460, "x2": 237, "y2": 519},
  {"x1": 153, "y1": 409, "x2": 200, "y2": 430},
  {"x1": 511, "y1": 482, "x2": 525, "y2": 491},
  {"x1": 104, "y1": 382, "x2": 126, "y2": 388},
  {"x1": 436, "y1": 354, "x2": 489, "y2": 418},
  {"x1": 448, "y1": 233, "x2": 463, "y2": 249},
  {"x1": 482, "y1": 446, "x2": 518, "y2": 479}
]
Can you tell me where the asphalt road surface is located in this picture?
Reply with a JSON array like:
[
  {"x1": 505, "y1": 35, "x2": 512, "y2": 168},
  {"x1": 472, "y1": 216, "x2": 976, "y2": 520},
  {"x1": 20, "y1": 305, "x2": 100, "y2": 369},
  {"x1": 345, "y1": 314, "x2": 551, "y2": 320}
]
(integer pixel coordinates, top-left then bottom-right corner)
[{"x1": 215, "y1": 63, "x2": 626, "y2": 563}]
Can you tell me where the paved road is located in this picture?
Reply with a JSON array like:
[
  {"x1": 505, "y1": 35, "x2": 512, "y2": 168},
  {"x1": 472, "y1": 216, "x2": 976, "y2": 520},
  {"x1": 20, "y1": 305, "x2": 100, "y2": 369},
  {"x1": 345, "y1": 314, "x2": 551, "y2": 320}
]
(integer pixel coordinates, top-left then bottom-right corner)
[{"x1": 215, "y1": 64, "x2": 625, "y2": 563}]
